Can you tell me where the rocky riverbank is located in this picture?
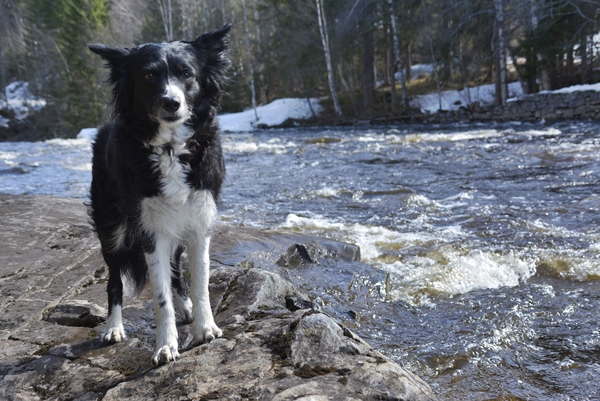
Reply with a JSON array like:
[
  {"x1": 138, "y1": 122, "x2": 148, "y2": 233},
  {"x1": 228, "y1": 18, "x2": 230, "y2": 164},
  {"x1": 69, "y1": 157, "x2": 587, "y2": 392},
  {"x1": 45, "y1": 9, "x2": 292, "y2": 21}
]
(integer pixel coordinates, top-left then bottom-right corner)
[
  {"x1": 0, "y1": 194, "x2": 435, "y2": 400},
  {"x1": 370, "y1": 87, "x2": 600, "y2": 125}
]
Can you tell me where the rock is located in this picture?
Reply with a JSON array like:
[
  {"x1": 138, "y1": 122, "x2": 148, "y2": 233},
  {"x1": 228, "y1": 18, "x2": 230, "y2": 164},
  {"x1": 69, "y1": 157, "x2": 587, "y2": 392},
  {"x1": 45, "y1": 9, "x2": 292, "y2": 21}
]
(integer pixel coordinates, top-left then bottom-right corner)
[
  {"x1": 277, "y1": 241, "x2": 361, "y2": 268},
  {"x1": 0, "y1": 194, "x2": 436, "y2": 400},
  {"x1": 45, "y1": 304, "x2": 105, "y2": 328}
]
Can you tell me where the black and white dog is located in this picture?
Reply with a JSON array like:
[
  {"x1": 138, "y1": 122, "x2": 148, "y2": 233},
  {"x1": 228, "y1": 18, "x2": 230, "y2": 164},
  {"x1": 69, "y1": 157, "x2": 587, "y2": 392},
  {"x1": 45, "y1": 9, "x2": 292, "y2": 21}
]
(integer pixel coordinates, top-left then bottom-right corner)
[{"x1": 87, "y1": 24, "x2": 231, "y2": 366}]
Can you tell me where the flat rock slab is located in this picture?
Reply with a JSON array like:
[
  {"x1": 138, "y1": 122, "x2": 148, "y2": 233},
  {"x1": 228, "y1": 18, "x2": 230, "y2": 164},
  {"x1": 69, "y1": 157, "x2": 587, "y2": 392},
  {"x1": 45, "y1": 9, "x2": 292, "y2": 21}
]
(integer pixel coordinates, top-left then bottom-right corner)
[{"x1": 0, "y1": 194, "x2": 436, "y2": 400}]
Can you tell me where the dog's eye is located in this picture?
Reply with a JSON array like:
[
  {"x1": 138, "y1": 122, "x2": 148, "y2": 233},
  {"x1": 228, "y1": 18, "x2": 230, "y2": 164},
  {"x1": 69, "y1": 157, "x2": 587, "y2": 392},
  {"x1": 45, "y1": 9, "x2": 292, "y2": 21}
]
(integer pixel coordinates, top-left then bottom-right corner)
[
  {"x1": 143, "y1": 72, "x2": 154, "y2": 81},
  {"x1": 182, "y1": 71, "x2": 193, "y2": 80}
]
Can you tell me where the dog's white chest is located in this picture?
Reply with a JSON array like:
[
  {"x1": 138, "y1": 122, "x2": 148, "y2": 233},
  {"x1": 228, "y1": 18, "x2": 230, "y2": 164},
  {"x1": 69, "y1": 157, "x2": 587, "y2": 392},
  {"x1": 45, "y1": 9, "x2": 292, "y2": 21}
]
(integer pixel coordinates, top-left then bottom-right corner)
[
  {"x1": 150, "y1": 147, "x2": 192, "y2": 205},
  {"x1": 142, "y1": 148, "x2": 217, "y2": 240}
]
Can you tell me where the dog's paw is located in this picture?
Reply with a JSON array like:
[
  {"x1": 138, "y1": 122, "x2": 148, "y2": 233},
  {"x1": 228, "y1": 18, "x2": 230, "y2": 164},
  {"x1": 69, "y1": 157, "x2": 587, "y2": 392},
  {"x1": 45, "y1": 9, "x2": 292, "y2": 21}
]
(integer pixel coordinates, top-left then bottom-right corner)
[
  {"x1": 176, "y1": 295, "x2": 193, "y2": 324},
  {"x1": 192, "y1": 322, "x2": 223, "y2": 345},
  {"x1": 152, "y1": 344, "x2": 180, "y2": 366},
  {"x1": 103, "y1": 326, "x2": 125, "y2": 344}
]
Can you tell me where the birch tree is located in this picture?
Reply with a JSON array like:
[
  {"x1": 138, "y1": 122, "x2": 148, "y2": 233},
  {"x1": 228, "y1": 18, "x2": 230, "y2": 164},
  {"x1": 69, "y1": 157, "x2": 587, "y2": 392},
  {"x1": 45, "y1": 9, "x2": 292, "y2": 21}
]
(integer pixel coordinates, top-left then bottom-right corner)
[
  {"x1": 316, "y1": 0, "x2": 342, "y2": 117},
  {"x1": 180, "y1": 0, "x2": 187, "y2": 41},
  {"x1": 494, "y1": 0, "x2": 508, "y2": 106},
  {"x1": 157, "y1": 0, "x2": 173, "y2": 41},
  {"x1": 388, "y1": 0, "x2": 409, "y2": 110},
  {"x1": 252, "y1": 0, "x2": 267, "y2": 105},
  {"x1": 420, "y1": 0, "x2": 443, "y2": 111},
  {"x1": 242, "y1": 0, "x2": 259, "y2": 121}
]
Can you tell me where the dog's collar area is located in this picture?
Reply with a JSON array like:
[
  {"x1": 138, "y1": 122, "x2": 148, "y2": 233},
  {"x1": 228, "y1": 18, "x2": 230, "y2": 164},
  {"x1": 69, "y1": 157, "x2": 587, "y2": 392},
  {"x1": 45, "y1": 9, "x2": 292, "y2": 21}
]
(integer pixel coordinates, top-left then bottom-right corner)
[{"x1": 152, "y1": 144, "x2": 176, "y2": 163}]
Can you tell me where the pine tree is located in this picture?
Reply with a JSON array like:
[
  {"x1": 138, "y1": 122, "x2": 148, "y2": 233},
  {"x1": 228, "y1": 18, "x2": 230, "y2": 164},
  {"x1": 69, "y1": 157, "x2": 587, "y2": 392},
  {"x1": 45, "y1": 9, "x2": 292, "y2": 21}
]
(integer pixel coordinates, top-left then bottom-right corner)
[{"x1": 27, "y1": 0, "x2": 110, "y2": 136}]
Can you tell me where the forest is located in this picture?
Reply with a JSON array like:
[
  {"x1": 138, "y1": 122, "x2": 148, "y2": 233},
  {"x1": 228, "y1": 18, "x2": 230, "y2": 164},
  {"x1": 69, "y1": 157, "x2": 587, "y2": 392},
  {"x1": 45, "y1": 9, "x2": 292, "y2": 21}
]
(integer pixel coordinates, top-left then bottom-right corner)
[{"x1": 1, "y1": 0, "x2": 599, "y2": 139}]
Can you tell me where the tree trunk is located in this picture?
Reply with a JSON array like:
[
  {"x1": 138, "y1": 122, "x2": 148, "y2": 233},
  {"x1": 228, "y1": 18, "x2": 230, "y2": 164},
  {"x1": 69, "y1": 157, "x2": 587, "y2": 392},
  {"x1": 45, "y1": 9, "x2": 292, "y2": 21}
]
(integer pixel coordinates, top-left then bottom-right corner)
[
  {"x1": 360, "y1": 22, "x2": 375, "y2": 113},
  {"x1": 167, "y1": 0, "x2": 172, "y2": 41},
  {"x1": 566, "y1": 46, "x2": 574, "y2": 86},
  {"x1": 157, "y1": 0, "x2": 173, "y2": 41},
  {"x1": 180, "y1": 0, "x2": 187, "y2": 40},
  {"x1": 581, "y1": 35, "x2": 590, "y2": 84},
  {"x1": 316, "y1": 0, "x2": 342, "y2": 117},
  {"x1": 389, "y1": 27, "x2": 398, "y2": 113},
  {"x1": 420, "y1": 0, "x2": 442, "y2": 111},
  {"x1": 406, "y1": 44, "x2": 412, "y2": 82},
  {"x1": 537, "y1": 54, "x2": 551, "y2": 91},
  {"x1": 507, "y1": 42, "x2": 526, "y2": 94},
  {"x1": 253, "y1": 0, "x2": 267, "y2": 105},
  {"x1": 494, "y1": 0, "x2": 508, "y2": 106},
  {"x1": 337, "y1": 63, "x2": 350, "y2": 93},
  {"x1": 388, "y1": 0, "x2": 408, "y2": 109},
  {"x1": 242, "y1": 0, "x2": 258, "y2": 121}
]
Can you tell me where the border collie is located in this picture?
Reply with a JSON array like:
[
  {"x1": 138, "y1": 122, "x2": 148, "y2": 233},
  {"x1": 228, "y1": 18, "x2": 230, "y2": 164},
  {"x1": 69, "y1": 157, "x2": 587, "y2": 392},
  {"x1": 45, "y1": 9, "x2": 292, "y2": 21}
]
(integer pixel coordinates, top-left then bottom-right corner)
[{"x1": 87, "y1": 24, "x2": 231, "y2": 366}]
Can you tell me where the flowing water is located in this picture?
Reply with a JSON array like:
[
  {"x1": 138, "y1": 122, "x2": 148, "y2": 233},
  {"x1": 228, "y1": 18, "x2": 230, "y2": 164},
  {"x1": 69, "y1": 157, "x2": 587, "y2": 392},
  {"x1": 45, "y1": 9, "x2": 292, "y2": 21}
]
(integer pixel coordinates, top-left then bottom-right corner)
[{"x1": 1, "y1": 121, "x2": 600, "y2": 399}]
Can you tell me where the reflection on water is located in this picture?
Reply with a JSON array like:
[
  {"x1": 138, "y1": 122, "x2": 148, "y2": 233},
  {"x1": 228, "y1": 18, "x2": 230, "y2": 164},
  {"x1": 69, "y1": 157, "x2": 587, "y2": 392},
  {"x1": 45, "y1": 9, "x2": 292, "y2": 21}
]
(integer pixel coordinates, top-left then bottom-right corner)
[{"x1": 1, "y1": 121, "x2": 600, "y2": 399}]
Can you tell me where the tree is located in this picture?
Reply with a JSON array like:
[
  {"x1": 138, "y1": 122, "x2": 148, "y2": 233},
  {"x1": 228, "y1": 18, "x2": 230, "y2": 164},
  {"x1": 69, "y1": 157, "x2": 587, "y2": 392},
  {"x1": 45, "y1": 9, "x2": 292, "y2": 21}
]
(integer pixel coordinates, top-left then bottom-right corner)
[
  {"x1": 157, "y1": 0, "x2": 174, "y2": 41},
  {"x1": 316, "y1": 0, "x2": 342, "y2": 117},
  {"x1": 242, "y1": 0, "x2": 258, "y2": 121},
  {"x1": 26, "y1": 0, "x2": 110, "y2": 136},
  {"x1": 388, "y1": 0, "x2": 409, "y2": 110},
  {"x1": 494, "y1": 0, "x2": 508, "y2": 106}
]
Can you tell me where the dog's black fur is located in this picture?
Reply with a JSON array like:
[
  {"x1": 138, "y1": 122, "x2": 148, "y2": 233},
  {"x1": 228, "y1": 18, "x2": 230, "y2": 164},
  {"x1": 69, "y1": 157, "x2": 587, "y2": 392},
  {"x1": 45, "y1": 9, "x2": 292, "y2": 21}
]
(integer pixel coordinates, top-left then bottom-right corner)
[{"x1": 88, "y1": 24, "x2": 231, "y2": 366}]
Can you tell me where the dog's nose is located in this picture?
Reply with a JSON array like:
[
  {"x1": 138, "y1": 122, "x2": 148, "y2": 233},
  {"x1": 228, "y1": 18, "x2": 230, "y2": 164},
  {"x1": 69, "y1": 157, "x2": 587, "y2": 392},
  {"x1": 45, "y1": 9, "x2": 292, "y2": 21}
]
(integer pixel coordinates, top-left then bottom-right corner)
[{"x1": 162, "y1": 96, "x2": 181, "y2": 112}]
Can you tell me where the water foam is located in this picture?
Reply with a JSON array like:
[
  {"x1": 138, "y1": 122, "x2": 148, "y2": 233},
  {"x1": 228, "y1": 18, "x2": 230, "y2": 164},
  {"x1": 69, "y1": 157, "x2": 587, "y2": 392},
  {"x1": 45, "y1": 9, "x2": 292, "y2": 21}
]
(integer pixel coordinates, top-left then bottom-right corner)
[
  {"x1": 384, "y1": 249, "x2": 537, "y2": 305},
  {"x1": 279, "y1": 213, "x2": 449, "y2": 260},
  {"x1": 311, "y1": 187, "x2": 343, "y2": 199},
  {"x1": 386, "y1": 129, "x2": 502, "y2": 144},
  {"x1": 279, "y1": 211, "x2": 541, "y2": 305},
  {"x1": 223, "y1": 136, "x2": 298, "y2": 154}
]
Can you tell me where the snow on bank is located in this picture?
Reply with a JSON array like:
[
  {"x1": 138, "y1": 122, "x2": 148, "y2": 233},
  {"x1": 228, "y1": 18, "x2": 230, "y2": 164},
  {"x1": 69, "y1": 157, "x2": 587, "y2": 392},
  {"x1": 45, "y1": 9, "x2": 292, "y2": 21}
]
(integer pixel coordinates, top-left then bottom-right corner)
[
  {"x1": 0, "y1": 81, "x2": 46, "y2": 122},
  {"x1": 76, "y1": 128, "x2": 99, "y2": 140},
  {"x1": 77, "y1": 97, "x2": 323, "y2": 138},
  {"x1": 541, "y1": 83, "x2": 600, "y2": 94},
  {"x1": 411, "y1": 82, "x2": 524, "y2": 114},
  {"x1": 218, "y1": 98, "x2": 322, "y2": 132},
  {"x1": 411, "y1": 81, "x2": 600, "y2": 114}
]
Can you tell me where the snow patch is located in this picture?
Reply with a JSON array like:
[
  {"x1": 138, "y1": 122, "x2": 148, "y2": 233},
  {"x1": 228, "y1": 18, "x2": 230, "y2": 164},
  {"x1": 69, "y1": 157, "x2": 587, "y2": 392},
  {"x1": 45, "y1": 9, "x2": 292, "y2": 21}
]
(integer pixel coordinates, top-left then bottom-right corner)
[
  {"x1": 409, "y1": 64, "x2": 435, "y2": 78},
  {"x1": 540, "y1": 83, "x2": 600, "y2": 94},
  {"x1": 217, "y1": 98, "x2": 322, "y2": 132},
  {"x1": 0, "y1": 81, "x2": 46, "y2": 122},
  {"x1": 77, "y1": 128, "x2": 98, "y2": 141},
  {"x1": 411, "y1": 82, "x2": 523, "y2": 114}
]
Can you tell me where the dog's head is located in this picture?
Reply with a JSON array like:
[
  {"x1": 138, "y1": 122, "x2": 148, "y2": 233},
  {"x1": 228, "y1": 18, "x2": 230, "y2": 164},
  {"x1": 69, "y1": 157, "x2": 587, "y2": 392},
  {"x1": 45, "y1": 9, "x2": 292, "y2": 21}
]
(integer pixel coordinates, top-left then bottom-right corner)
[{"x1": 89, "y1": 24, "x2": 231, "y2": 144}]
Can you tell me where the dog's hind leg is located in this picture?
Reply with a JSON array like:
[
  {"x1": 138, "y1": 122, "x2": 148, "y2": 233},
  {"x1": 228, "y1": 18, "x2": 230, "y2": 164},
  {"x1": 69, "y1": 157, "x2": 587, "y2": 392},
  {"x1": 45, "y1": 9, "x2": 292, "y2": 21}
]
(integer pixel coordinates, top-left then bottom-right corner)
[
  {"x1": 147, "y1": 235, "x2": 180, "y2": 366},
  {"x1": 102, "y1": 252, "x2": 125, "y2": 344},
  {"x1": 171, "y1": 245, "x2": 193, "y2": 323},
  {"x1": 188, "y1": 234, "x2": 222, "y2": 345}
]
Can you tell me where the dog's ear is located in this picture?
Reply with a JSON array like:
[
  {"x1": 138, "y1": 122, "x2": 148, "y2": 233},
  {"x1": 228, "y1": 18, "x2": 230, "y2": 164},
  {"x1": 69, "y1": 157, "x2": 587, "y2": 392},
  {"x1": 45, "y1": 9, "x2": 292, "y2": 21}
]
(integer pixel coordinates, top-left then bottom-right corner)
[
  {"x1": 192, "y1": 23, "x2": 232, "y2": 56},
  {"x1": 188, "y1": 24, "x2": 232, "y2": 130},
  {"x1": 88, "y1": 44, "x2": 129, "y2": 66},
  {"x1": 89, "y1": 44, "x2": 132, "y2": 114}
]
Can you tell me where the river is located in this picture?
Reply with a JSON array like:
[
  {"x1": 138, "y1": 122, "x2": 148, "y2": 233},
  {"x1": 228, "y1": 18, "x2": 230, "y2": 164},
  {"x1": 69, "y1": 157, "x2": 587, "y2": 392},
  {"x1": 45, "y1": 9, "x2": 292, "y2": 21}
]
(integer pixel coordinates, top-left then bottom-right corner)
[{"x1": 1, "y1": 120, "x2": 599, "y2": 399}]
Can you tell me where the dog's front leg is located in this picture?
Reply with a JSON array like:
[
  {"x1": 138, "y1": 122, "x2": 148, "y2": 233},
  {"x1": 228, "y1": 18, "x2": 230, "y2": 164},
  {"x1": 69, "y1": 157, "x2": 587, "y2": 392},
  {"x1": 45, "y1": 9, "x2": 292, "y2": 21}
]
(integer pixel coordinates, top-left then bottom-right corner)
[
  {"x1": 146, "y1": 235, "x2": 180, "y2": 366},
  {"x1": 188, "y1": 234, "x2": 222, "y2": 345}
]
